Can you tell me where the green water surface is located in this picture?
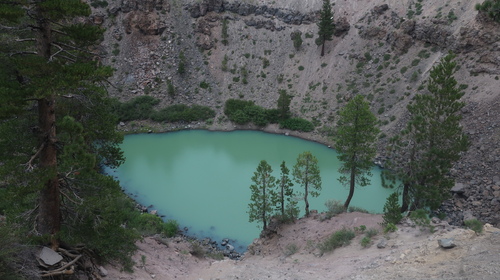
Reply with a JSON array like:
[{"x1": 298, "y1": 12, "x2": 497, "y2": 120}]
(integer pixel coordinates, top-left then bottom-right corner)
[{"x1": 109, "y1": 130, "x2": 393, "y2": 252}]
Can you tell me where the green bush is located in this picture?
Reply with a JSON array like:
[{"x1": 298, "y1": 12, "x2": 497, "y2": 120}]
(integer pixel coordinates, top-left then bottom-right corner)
[
  {"x1": 163, "y1": 220, "x2": 179, "y2": 237},
  {"x1": 384, "y1": 223, "x2": 397, "y2": 233},
  {"x1": 348, "y1": 206, "x2": 369, "y2": 213},
  {"x1": 319, "y1": 228, "x2": 356, "y2": 254},
  {"x1": 244, "y1": 105, "x2": 269, "y2": 126},
  {"x1": 365, "y1": 228, "x2": 378, "y2": 238},
  {"x1": 265, "y1": 108, "x2": 281, "y2": 124},
  {"x1": 115, "y1": 96, "x2": 159, "y2": 122},
  {"x1": 130, "y1": 213, "x2": 166, "y2": 235},
  {"x1": 291, "y1": 31, "x2": 303, "y2": 51},
  {"x1": 178, "y1": 51, "x2": 186, "y2": 74},
  {"x1": 280, "y1": 118, "x2": 314, "y2": 132},
  {"x1": 409, "y1": 209, "x2": 434, "y2": 232},
  {"x1": 475, "y1": 0, "x2": 500, "y2": 22},
  {"x1": 224, "y1": 99, "x2": 255, "y2": 116},
  {"x1": 167, "y1": 81, "x2": 175, "y2": 97},
  {"x1": 230, "y1": 109, "x2": 251, "y2": 124},
  {"x1": 382, "y1": 192, "x2": 403, "y2": 225},
  {"x1": 151, "y1": 104, "x2": 215, "y2": 123},
  {"x1": 324, "y1": 199, "x2": 345, "y2": 218},
  {"x1": 360, "y1": 236, "x2": 371, "y2": 248},
  {"x1": 464, "y1": 219, "x2": 483, "y2": 234}
]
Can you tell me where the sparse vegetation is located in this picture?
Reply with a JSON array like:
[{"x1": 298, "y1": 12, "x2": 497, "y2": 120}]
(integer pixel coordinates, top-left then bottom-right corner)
[
  {"x1": 464, "y1": 219, "x2": 483, "y2": 234},
  {"x1": 382, "y1": 192, "x2": 403, "y2": 226},
  {"x1": 476, "y1": 0, "x2": 500, "y2": 22},
  {"x1": 319, "y1": 228, "x2": 356, "y2": 254},
  {"x1": 221, "y1": 18, "x2": 229, "y2": 45}
]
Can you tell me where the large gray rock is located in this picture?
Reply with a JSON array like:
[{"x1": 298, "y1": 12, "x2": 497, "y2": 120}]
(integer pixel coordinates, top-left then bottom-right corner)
[
  {"x1": 451, "y1": 183, "x2": 466, "y2": 194},
  {"x1": 438, "y1": 238, "x2": 456, "y2": 249},
  {"x1": 377, "y1": 238, "x2": 388, "y2": 249},
  {"x1": 39, "y1": 247, "x2": 63, "y2": 266}
]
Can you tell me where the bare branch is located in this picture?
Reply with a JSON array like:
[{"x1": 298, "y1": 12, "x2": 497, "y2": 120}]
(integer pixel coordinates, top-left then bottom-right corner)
[
  {"x1": 49, "y1": 43, "x2": 65, "y2": 62},
  {"x1": 15, "y1": 38, "x2": 36, "y2": 42},
  {"x1": 25, "y1": 142, "x2": 45, "y2": 171},
  {"x1": 10, "y1": 51, "x2": 37, "y2": 57},
  {"x1": 60, "y1": 190, "x2": 82, "y2": 205}
]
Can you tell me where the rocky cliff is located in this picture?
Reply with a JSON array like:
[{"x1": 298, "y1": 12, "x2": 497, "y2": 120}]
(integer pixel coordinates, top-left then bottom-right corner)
[{"x1": 90, "y1": 0, "x2": 500, "y2": 226}]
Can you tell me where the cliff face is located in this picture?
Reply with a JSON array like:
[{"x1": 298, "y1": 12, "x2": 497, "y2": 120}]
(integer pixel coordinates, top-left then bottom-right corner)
[{"x1": 91, "y1": 0, "x2": 500, "y2": 226}]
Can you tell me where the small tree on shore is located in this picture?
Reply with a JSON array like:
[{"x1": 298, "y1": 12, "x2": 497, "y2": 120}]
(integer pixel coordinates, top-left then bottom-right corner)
[
  {"x1": 334, "y1": 95, "x2": 379, "y2": 210},
  {"x1": 248, "y1": 160, "x2": 276, "y2": 230},
  {"x1": 275, "y1": 161, "x2": 298, "y2": 222},
  {"x1": 293, "y1": 152, "x2": 322, "y2": 217}
]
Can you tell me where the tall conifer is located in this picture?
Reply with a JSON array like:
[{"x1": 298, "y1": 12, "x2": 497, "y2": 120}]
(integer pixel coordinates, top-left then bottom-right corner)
[
  {"x1": 383, "y1": 53, "x2": 469, "y2": 211},
  {"x1": 317, "y1": 0, "x2": 335, "y2": 56},
  {"x1": 0, "y1": 0, "x2": 124, "y2": 251},
  {"x1": 335, "y1": 95, "x2": 379, "y2": 210}
]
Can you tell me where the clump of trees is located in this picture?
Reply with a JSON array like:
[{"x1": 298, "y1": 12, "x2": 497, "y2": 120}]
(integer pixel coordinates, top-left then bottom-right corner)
[
  {"x1": 382, "y1": 52, "x2": 469, "y2": 212},
  {"x1": 224, "y1": 90, "x2": 315, "y2": 132},
  {"x1": 248, "y1": 152, "x2": 322, "y2": 229},
  {"x1": 112, "y1": 96, "x2": 215, "y2": 123},
  {"x1": 248, "y1": 161, "x2": 299, "y2": 230}
]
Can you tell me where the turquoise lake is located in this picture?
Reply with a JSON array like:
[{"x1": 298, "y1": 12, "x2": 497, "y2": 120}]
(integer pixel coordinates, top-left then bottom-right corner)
[{"x1": 107, "y1": 130, "x2": 394, "y2": 252}]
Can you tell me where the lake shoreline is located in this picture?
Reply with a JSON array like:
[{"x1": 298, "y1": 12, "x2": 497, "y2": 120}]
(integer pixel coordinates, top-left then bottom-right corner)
[{"x1": 118, "y1": 120, "x2": 335, "y2": 149}]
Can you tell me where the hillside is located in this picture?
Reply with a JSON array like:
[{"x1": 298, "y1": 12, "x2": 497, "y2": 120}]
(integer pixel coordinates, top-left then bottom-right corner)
[
  {"x1": 104, "y1": 212, "x2": 500, "y2": 279},
  {"x1": 94, "y1": 0, "x2": 500, "y2": 227}
]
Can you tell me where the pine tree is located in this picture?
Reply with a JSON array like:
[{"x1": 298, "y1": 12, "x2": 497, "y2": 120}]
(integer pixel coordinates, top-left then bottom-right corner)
[
  {"x1": 334, "y1": 95, "x2": 379, "y2": 210},
  {"x1": 293, "y1": 151, "x2": 322, "y2": 217},
  {"x1": 277, "y1": 89, "x2": 292, "y2": 121},
  {"x1": 248, "y1": 160, "x2": 276, "y2": 230},
  {"x1": 0, "y1": 0, "x2": 127, "y2": 254},
  {"x1": 383, "y1": 52, "x2": 469, "y2": 211},
  {"x1": 275, "y1": 161, "x2": 297, "y2": 221},
  {"x1": 316, "y1": 0, "x2": 335, "y2": 56}
]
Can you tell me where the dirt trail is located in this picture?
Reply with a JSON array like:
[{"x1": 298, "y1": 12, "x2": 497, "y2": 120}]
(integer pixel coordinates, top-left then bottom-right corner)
[{"x1": 105, "y1": 212, "x2": 500, "y2": 280}]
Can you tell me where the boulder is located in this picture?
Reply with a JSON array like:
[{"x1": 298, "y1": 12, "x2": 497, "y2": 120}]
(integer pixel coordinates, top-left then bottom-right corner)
[
  {"x1": 451, "y1": 183, "x2": 466, "y2": 194},
  {"x1": 463, "y1": 210, "x2": 476, "y2": 222},
  {"x1": 39, "y1": 247, "x2": 63, "y2": 266},
  {"x1": 334, "y1": 17, "x2": 350, "y2": 37},
  {"x1": 359, "y1": 26, "x2": 387, "y2": 40},
  {"x1": 373, "y1": 4, "x2": 389, "y2": 15},
  {"x1": 98, "y1": 266, "x2": 108, "y2": 277},
  {"x1": 438, "y1": 238, "x2": 456, "y2": 249},
  {"x1": 377, "y1": 238, "x2": 388, "y2": 249}
]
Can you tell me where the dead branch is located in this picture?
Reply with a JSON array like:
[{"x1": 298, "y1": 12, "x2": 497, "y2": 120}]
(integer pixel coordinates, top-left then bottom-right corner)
[
  {"x1": 40, "y1": 266, "x2": 75, "y2": 277},
  {"x1": 60, "y1": 190, "x2": 82, "y2": 205},
  {"x1": 25, "y1": 142, "x2": 45, "y2": 171},
  {"x1": 15, "y1": 38, "x2": 36, "y2": 42}
]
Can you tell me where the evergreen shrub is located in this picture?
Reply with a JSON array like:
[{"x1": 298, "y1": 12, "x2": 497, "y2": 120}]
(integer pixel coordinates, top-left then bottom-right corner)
[
  {"x1": 319, "y1": 228, "x2": 355, "y2": 254},
  {"x1": 280, "y1": 118, "x2": 314, "y2": 132}
]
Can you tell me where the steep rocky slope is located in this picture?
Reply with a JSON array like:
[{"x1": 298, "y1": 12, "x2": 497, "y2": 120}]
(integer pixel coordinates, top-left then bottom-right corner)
[{"x1": 91, "y1": 0, "x2": 499, "y2": 225}]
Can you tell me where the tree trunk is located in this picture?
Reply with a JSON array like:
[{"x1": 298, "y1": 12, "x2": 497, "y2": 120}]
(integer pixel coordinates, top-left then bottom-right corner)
[
  {"x1": 37, "y1": 96, "x2": 61, "y2": 248},
  {"x1": 400, "y1": 183, "x2": 409, "y2": 213},
  {"x1": 35, "y1": 6, "x2": 61, "y2": 248},
  {"x1": 343, "y1": 167, "x2": 356, "y2": 210},
  {"x1": 321, "y1": 41, "x2": 325, "y2": 57},
  {"x1": 304, "y1": 167, "x2": 310, "y2": 217},
  {"x1": 281, "y1": 184, "x2": 285, "y2": 217}
]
